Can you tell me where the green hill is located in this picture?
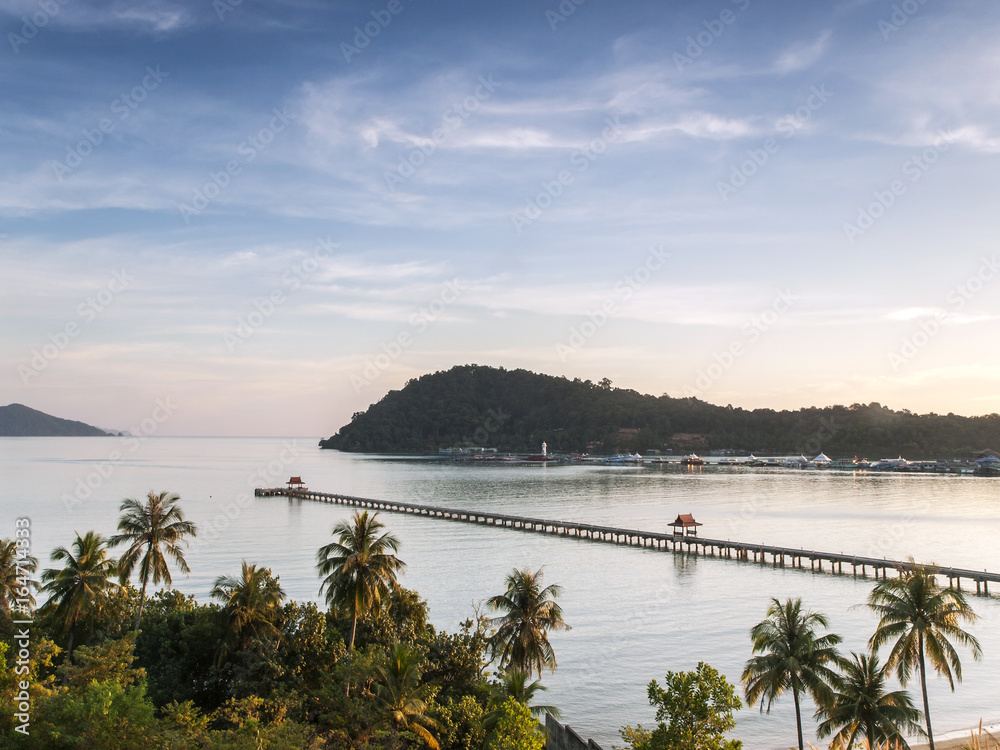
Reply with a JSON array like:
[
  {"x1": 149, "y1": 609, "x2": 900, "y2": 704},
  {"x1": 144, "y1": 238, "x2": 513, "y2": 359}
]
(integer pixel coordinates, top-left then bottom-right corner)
[
  {"x1": 320, "y1": 365, "x2": 1000, "y2": 458},
  {"x1": 0, "y1": 403, "x2": 109, "y2": 437}
]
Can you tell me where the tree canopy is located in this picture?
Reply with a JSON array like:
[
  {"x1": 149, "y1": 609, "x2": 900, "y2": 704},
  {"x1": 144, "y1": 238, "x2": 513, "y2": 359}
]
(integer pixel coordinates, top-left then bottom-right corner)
[{"x1": 320, "y1": 365, "x2": 999, "y2": 457}]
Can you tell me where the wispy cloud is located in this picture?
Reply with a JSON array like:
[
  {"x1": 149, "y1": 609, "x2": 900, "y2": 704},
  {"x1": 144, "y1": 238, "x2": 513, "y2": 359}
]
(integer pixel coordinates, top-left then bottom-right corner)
[{"x1": 773, "y1": 30, "x2": 833, "y2": 74}]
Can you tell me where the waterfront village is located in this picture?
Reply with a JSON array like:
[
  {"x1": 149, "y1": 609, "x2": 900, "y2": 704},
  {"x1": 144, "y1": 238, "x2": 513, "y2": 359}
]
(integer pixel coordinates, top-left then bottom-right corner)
[{"x1": 439, "y1": 441, "x2": 1000, "y2": 476}]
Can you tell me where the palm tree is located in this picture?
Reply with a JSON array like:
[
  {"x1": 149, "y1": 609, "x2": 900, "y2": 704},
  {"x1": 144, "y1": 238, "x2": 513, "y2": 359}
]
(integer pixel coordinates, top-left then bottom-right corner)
[
  {"x1": 486, "y1": 567, "x2": 570, "y2": 678},
  {"x1": 211, "y1": 561, "x2": 285, "y2": 660},
  {"x1": 110, "y1": 491, "x2": 198, "y2": 629},
  {"x1": 867, "y1": 564, "x2": 982, "y2": 750},
  {"x1": 816, "y1": 651, "x2": 924, "y2": 750},
  {"x1": 0, "y1": 538, "x2": 40, "y2": 618},
  {"x1": 316, "y1": 510, "x2": 405, "y2": 694},
  {"x1": 40, "y1": 531, "x2": 120, "y2": 658},
  {"x1": 482, "y1": 668, "x2": 561, "y2": 738},
  {"x1": 372, "y1": 643, "x2": 440, "y2": 750},
  {"x1": 742, "y1": 597, "x2": 844, "y2": 750}
]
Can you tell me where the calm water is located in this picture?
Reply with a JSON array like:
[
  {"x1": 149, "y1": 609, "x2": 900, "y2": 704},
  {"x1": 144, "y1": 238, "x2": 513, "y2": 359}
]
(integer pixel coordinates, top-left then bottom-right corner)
[{"x1": 2, "y1": 437, "x2": 998, "y2": 749}]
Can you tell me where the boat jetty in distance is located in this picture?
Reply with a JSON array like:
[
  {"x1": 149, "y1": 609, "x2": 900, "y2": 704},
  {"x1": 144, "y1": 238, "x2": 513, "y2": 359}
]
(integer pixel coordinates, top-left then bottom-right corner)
[{"x1": 437, "y1": 445, "x2": 1000, "y2": 476}]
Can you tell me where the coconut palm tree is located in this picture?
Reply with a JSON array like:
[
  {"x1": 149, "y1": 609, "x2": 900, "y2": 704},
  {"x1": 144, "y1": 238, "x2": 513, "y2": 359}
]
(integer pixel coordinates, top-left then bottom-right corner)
[
  {"x1": 110, "y1": 491, "x2": 198, "y2": 629},
  {"x1": 40, "y1": 531, "x2": 120, "y2": 658},
  {"x1": 0, "y1": 538, "x2": 40, "y2": 618},
  {"x1": 816, "y1": 651, "x2": 924, "y2": 750},
  {"x1": 482, "y1": 668, "x2": 561, "y2": 738},
  {"x1": 316, "y1": 510, "x2": 405, "y2": 694},
  {"x1": 867, "y1": 564, "x2": 982, "y2": 750},
  {"x1": 486, "y1": 567, "x2": 570, "y2": 678},
  {"x1": 211, "y1": 561, "x2": 285, "y2": 661},
  {"x1": 372, "y1": 643, "x2": 440, "y2": 750},
  {"x1": 742, "y1": 597, "x2": 844, "y2": 750},
  {"x1": 492, "y1": 669, "x2": 560, "y2": 719}
]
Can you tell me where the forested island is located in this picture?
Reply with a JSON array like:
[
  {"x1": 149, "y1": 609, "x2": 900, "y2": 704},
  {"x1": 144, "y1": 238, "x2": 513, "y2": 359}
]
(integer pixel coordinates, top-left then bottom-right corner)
[
  {"x1": 321, "y1": 366, "x2": 1000, "y2": 458},
  {"x1": 0, "y1": 404, "x2": 109, "y2": 437}
]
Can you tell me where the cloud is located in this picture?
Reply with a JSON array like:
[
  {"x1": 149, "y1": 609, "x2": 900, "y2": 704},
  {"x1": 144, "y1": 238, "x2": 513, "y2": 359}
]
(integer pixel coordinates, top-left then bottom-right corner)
[
  {"x1": 773, "y1": 30, "x2": 833, "y2": 74},
  {"x1": 0, "y1": 0, "x2": 194, "y2": 32}
]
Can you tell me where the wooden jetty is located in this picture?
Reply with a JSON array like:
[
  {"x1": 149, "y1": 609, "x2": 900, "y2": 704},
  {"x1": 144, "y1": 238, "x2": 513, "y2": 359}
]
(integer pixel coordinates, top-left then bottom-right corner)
[{"x1": 255, "y1": 487, "x2": 998, "y2": 596}]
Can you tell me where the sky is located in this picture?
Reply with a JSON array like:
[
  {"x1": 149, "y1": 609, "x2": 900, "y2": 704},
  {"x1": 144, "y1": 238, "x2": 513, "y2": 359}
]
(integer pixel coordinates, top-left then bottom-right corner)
[{"x1": 2, "y1": 0, "x2": 999, "y2": 437}]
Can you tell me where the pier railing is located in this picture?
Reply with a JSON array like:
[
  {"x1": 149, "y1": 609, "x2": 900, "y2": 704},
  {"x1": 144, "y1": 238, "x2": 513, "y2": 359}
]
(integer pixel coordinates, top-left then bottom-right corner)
[{"x1": 255, "y1": 487, "x2": 997, "y2": 595}]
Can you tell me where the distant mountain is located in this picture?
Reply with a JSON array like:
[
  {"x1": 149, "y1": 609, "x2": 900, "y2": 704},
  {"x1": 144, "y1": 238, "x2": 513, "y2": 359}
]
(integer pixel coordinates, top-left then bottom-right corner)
[
  {"x1": 320, "y1": 365, "x2": 1000, "y2": 459},
  {"x1": 0, "y1": 403, "x2": 109, "y2": 437}
]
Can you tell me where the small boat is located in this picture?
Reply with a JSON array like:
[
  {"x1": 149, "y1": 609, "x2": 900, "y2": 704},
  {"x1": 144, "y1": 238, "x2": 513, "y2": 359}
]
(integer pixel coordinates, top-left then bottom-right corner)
[
  {"x1": 871, "y1": 457, "x2": 909, "y2": 471},
  {"x1": 680, "y1": 453, "x2": 704, "y2": 466},
  {"x1": 781, "y1": 455, "x2": 808, "y2": 468},
  {"x1": 829, "y1": 458, "x2": 860, "y2": 470},
  {"x1": 603, "y1": 453, "x2": 644, "y2": 464},
  {"x1": 717, "y1": 458, "x2": 737, "y2": 466}
]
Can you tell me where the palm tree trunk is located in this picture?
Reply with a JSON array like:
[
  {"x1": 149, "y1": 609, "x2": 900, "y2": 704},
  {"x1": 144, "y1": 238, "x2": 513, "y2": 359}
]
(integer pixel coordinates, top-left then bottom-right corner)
[
  {"x1": 344, "y1": 611, "x2": 358, "y2": 697},
  {"x1": 793, "y1": 687, "x2": 804, "y2": 750},
  {"x1": 134, "y1": 577, "x2": 148, "y2": 630},
  {"x1": 919, "y1": 634, "x2": 934, "y2": 750}
]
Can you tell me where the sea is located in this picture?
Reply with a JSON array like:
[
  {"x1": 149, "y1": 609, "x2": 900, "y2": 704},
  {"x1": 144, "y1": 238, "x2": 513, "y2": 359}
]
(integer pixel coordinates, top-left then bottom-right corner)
[{"x1": 2, "y1": 437, "x2": 998, "y2": 750}]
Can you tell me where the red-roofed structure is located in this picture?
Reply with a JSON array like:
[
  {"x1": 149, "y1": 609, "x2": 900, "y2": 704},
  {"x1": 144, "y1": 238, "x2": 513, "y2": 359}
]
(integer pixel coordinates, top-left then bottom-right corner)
[
  {"x1": 669, "y1": 513, "x2": 703, "y2": 537},
  {"x1": 287, "y1": 476, "x2": 306, "y2": 489}
]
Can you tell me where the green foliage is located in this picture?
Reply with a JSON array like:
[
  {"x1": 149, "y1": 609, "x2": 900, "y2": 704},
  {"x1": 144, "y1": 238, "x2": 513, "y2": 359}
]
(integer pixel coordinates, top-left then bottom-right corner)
[
  {"x1": 373, "y1": 643, "x2": 440, "y2": 749},
  {"x1": 429, "y1": 694, "x2": 485, "y2": 750},
  {"x1": 211, "y1": 561, "x2": 286, "y2": 659},
  {"x1": 484, "y1": 698, "x2": 545, "y2": 750},
  {"x1": 317, "y1": 510, "x2": 406, "y2": 658},
  {"x1": 40, "y1": 530, "x2": 122, "y2": 657},
  {"x1": 319, "y1": 365, "x2": 1000, "y2": 457},
  {"x1": 486, "y1": 568, "x2": 570, "y2": 678},
  {"x1": 17, "y1": 522, "x2": 540, "y2": 750},
  {"x1": 867, "y1": 563, "x2": 982, "y2": 748},
  {"x1": 0, "y1": 537, "x2": 40, "y2": 618},
  {"x1": 816, "y1": 651, "x2": 923, "y2": 750},
  {"x1": 109, "y1": 490, "x2": 198, "y2": 629},
  {"x1": 742, "y1": 598, "x2": 844, "y2": 750},
  {"x1": 57, "y1": 632, "x2": 145, "y2": 688},
  {"x1": 133, "y1": 589, "x2": 227, "y2": 709},
  {"x1": 34, "y1": 678, "x2": 157, "y2": 749},
  {"x1": 423, "y1": 617, "x2": 491, "y2": 705},
  {"x1": 619, "y1": 662, "x2": 742, "y2": 750}
]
